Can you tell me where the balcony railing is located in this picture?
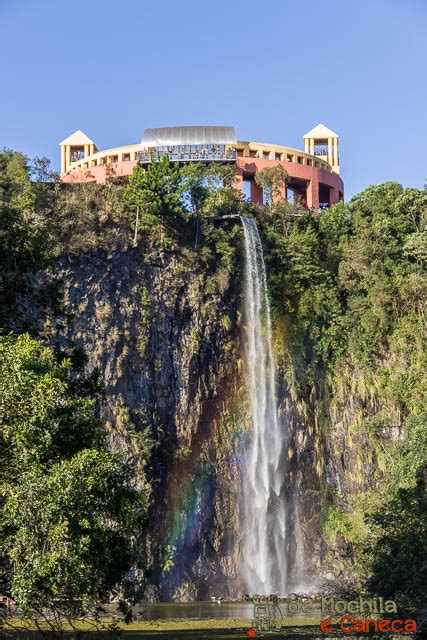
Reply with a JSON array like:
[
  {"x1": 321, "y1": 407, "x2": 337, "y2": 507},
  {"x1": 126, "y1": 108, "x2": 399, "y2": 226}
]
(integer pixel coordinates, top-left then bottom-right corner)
[
  {"x1": 137, "y1": 146, "x2": 237, "y2": 164},
  {"x1": 314, "y1": 149, "x2": 328, "y2": 157},
  {"x1": 70, "y1": 152, "x2": 85, "y2": 163}
]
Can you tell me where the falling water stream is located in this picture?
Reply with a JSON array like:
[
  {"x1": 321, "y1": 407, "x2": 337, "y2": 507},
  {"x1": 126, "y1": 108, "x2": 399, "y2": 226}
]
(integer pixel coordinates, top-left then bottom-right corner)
[{"x1": 240, "y1": 217, "x2": 288, "y2": 595}]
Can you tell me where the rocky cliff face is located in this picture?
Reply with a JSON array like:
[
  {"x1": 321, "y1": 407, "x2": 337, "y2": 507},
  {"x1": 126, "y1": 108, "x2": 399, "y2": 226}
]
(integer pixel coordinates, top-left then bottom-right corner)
[
  {"x1": 12, "y1": 238, "x2": 254, "y2": 599},
  {"x1": 8, "y1": 229, "x2": 400, "y2": 600}
]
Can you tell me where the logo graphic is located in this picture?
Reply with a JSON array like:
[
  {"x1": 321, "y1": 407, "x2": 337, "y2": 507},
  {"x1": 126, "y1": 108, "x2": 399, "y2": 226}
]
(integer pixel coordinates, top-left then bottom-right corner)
[
  {"x1": 252, "y1": 595, "x2": 284, "y2": 632},
  {"x1": 319, "y1": 618, "x2": 332, "y2": 632}
]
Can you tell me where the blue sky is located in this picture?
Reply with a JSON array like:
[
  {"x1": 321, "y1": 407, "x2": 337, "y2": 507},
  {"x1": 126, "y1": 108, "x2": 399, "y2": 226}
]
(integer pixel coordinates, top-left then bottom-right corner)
[{"x1": 0, "y1": 0, "x2": 426, "y2": 197}]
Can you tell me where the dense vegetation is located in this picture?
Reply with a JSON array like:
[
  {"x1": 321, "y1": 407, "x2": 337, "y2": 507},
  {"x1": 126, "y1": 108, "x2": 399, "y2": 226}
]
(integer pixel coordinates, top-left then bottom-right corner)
[
  {"x1": 256, "y1": 178, "x2": 426, "y2": 609},
  {"x1": 0, "y1": 149, "x2": 426, "y2": 627},
  {"x1": 0, "y1": 333, "x2": 147, "y2": 632}
]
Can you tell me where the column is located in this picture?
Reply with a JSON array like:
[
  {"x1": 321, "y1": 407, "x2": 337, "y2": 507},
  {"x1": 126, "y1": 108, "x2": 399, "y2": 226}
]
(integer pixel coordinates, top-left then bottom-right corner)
[
  {"x1": 304, "y1": 139, "x2": 309, "y2": 153},
  {"x1": 333, "y1": 138, "x2": 338, "y2": 169},
  {"x1": 65, "y1": 145, "x2": 71, "y2": 172},
  {"x1": 275, "y1": 180, "x2": 286, "y2": 204},
  {"x1": 330, "y1": 186, "x2": 340, "y2": 205},
  {"x1": 328, "y1": 138, "x2": 333, "y2": 166},
  {"x1": 309, "y1": 139, "x2": 314, "y2": 155},
  {"x1": 307, "y1": 176, "x2": 319, "y2": 210},
  {"x1": 234, "y1": 167, "x2": 243, "y2": 197},
  {"x1": 84, "y1": 144, "x2": 89, "y2": 157},
  {"x1": 251, "y1": 177, "x2": 263, "y2": 204},
  {"x1": 90, "y1": 144, "x2": 94, "y2": 156},
  {"x1": 60, "y1": 146, "x2": 66, "y2": 174}
]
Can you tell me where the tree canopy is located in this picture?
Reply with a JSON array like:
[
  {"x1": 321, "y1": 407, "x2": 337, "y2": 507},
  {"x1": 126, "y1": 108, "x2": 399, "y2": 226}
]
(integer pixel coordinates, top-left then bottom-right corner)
[{"x1": 0, "y1": 334, "x2": 147, "y2": 627}]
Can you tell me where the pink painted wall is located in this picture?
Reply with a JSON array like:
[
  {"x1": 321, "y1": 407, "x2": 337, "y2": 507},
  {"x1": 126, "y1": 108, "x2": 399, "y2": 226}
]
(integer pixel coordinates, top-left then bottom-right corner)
[
  {"x1": 62, "y1": 160, "x2": 138, "y2": 184},
  {"x1": 236, "y1": 158, "x2": 344, "y2": 209},
  {"x1": 62, "y1": 157, "x2": 344, "y2": 210}
]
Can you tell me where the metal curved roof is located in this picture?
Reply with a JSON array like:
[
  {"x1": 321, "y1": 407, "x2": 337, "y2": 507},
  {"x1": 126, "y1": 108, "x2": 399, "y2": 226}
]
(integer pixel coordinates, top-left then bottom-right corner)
[{"x1": 141, "y1": 126, "x2": 236, "y2": 147}]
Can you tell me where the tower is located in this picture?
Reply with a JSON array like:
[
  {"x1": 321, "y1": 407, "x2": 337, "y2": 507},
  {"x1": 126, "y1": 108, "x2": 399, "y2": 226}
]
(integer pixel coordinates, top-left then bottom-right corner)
[
  {"x1": 303, "y1": 124, "x2": 340, "y2": 174},
  {"x1": 59, "y1": 130, "x2": 96, "y2": 175}
]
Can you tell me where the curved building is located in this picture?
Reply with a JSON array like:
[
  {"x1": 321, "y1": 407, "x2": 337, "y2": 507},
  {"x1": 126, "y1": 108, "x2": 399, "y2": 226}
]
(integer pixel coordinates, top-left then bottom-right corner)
[{"x1": 60, "y1": 124, "x2": 344, "y2": 209}]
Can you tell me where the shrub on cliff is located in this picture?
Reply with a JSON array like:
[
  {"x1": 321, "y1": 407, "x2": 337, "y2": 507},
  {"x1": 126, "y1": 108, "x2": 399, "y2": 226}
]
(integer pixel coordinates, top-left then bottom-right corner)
[
  {"x1": 123, "y1": 157, "x2": 186, "y2": 247},
  {"x1": 0, "y1": 150, "x2": 51, "y2": 273},
  {"x1": 362, "y1": 413, "x2": 427, "y2": 608},
  {"x1": 257, "y1": 180, "x2": 426, "y2": 608}
]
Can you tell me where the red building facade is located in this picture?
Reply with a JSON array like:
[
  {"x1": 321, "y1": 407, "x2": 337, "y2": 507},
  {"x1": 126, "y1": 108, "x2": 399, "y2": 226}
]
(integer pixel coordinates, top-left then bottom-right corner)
[{"x1": 60, "y1": 124, "x2": 344, "y2": 210}]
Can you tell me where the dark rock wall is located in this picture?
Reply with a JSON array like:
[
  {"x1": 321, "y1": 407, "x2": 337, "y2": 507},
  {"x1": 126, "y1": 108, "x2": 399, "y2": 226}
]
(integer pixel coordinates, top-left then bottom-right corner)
[{"x1": 9, "y1": 241, "x2": 393, "y2": 599}]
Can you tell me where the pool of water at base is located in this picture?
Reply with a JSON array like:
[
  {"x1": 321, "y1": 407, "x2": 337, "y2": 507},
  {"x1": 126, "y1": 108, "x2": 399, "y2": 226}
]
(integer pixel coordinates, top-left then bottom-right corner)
[{"x1": 133, "y1": 601, "x2": 321, "y2": 621}]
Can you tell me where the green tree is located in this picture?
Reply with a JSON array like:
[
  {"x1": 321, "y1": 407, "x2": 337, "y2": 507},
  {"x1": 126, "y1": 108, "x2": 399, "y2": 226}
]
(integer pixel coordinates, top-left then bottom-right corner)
[
  {"x1": 122, "y1": 157, "x2": 188, "y2": 250},
  {"x1": 0, "y1": 335, "x2": 104, "y2": 475},
  {"x1": 123, "y1": 157, "x2": 185, "y2": 231},
  {"x1": 180, "y1": 162, "x2": 236, "y2": 216},
  {"x1": 123, "y1": 163, "x2": 145, "y2": 214},
  {"x1": 180, "y1": 163, "x2": 211, "y2": 216},
  {"x1": 2, "y1": 451, "x2": 141, "y2": 621},
  {"x1": 361, "y1": 414, "x2": 427, "y2": 609},
  {"x1": 30, "y1": 156, "x2": 59, "y2": 183},
  {"x1": 0, "y1": 334, "x2": 147, "y2": 631},
  {"x1": 255, "y1": 164, "x2": 288, "y2": 205},
  {"x1": 0, "y1": 150, "x2": 50, "y2": 273}
]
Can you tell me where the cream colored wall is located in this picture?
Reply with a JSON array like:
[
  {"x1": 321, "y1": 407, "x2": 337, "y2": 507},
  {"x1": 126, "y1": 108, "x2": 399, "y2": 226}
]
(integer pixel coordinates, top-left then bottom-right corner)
[
  {"x1": 234, "y1": 141, "x2": 333, "y2": 172},
  {"x1": 62, "y1": 139, "x2": 335, "y2": 175},
  {"x1": 63, "y1": 143, "x2": 142, "y2": 173}
]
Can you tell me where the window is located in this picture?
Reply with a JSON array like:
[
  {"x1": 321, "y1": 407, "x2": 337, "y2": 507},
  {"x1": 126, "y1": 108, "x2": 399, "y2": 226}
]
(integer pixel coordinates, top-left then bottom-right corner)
[
  {"x1": 242, "y1": 178, "x2": 252, "y2": 200},
  {"x1": 263, "y1": 152, "x2": 270, "y2": 160},
  {"x1": 275, "y1": 153, "x2": 281, "y2": 161}
]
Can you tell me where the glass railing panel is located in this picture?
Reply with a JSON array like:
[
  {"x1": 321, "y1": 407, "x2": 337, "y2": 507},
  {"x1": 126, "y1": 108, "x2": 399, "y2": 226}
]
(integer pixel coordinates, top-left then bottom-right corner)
[{"x1": 137, "y1": 149, "x2": 237, "y2": 163}]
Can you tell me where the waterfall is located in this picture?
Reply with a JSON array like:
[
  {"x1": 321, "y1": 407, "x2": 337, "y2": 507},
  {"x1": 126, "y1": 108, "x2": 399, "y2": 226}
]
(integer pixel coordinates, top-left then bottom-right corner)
[{"x1": 240, "y1": 216, "x2": 288, "y2": 596}]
